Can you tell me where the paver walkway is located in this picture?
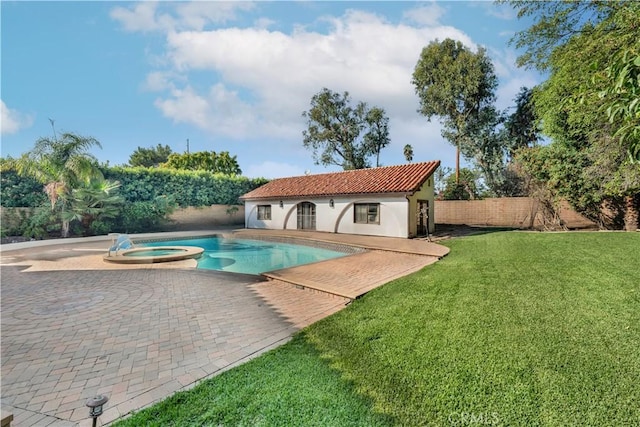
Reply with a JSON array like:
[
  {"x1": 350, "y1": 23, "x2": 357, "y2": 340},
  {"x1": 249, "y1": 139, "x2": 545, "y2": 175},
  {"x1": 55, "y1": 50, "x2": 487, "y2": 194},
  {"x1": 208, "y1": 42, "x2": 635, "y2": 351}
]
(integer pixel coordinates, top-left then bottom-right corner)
[{"x1": 0, "y1": 230, "x2": 449, "y2": 426}]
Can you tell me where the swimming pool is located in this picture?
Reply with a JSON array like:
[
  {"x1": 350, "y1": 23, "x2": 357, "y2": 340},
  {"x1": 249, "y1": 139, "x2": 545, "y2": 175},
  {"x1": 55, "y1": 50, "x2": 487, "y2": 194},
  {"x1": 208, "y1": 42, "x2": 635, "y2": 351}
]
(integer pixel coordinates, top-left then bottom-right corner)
[{"x1": 140, "y1": 236, "x2": 350, "y2": 275}]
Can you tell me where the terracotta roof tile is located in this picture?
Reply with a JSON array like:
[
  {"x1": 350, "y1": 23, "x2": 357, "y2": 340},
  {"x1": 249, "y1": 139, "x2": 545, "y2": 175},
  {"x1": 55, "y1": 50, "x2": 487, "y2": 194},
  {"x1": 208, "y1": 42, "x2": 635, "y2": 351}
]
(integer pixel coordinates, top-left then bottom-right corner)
[{"x1": 241, "y1": 161, "x2": 440, "y2": 200}]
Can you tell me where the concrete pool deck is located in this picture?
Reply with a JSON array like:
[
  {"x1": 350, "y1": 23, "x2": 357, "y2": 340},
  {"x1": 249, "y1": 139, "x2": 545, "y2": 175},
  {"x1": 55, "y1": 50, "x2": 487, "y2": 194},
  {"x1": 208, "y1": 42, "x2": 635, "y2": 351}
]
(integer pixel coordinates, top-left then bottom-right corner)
[{"x1": 1, "y1": 229, "x2": 449, "y2": 426}]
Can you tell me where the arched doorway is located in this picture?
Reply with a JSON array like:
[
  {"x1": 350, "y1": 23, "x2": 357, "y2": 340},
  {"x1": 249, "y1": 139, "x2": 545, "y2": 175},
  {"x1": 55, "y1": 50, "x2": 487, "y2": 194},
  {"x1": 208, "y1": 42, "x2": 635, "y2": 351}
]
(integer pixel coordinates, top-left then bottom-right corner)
[{"x1": 297, "y1": 202, "x2": 316, "y2": 230}]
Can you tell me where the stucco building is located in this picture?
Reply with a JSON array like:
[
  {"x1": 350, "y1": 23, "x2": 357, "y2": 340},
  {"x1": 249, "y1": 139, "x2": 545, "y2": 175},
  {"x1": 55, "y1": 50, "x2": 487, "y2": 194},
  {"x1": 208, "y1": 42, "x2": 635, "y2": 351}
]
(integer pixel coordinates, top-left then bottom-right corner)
[{"x1": 240, "y1": 161, "x2": 440, "y2": 239}]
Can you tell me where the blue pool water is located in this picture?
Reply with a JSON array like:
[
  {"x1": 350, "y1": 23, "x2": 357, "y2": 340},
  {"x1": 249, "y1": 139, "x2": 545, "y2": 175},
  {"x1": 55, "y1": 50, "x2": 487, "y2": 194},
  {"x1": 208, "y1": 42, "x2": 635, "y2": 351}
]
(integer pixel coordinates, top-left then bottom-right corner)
[{"x1": 141, "y1": 237, "x2": 348, "y2": 275}]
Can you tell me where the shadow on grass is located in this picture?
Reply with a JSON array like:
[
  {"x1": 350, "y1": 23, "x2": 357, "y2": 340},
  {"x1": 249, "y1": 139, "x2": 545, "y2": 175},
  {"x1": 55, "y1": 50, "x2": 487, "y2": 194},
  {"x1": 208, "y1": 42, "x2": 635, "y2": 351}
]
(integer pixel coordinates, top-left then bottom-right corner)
[{"x1": 432, "y1": 224, "x2": 516, "y2": 241}]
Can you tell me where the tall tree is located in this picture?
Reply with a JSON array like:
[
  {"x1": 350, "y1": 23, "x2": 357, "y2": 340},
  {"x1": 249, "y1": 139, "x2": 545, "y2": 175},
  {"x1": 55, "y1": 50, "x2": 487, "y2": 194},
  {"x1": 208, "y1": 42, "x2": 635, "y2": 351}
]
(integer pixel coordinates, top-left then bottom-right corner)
[
  {"x1": 216, "y1": 151, "x2": 244, "y2": 176},
  {"x1": 412, "y1": 38, "x2": 498, "y2": 182},
  {"x1": 364, "y1": 107, "x2": 391, "y2": 167},
  {"x1": 459, "y1": 105, "x2": 510, "y2": 196},
  {"x1": 129, "y1": 144, "x2": 173, "y2": 167},
  {"x1": 10, "y1": 132, "x2": 103, "y2": 237},
  {"x1": 460, "y1": 88, "x2": 539, "y2": 197},
  {"x1": 510, "y1": 0, "x2": 640, "y2": 230},
  {"x1": 302, "y1": 88, "x2": 391, "y2": 170},
  {"x1": 504, "y1": 86, "x2": 540, "y2": 159}
]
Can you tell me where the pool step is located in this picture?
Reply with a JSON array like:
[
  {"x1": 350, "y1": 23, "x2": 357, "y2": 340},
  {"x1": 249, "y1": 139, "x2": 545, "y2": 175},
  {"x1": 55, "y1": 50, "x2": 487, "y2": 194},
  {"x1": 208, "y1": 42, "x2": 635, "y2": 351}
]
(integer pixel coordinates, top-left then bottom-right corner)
[
  {"x1": 261, "y1": 274, "x2": 355, "y2": 300},
  {"x1": 261, "y1": 251, "x2": 439, "y2": 300}
]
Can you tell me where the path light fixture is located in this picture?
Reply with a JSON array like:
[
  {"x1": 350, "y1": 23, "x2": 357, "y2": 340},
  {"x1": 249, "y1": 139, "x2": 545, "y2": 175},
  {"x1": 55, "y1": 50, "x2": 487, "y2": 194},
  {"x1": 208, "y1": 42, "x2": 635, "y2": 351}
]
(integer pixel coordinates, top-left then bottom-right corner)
[{"x1": 86, "y1": 395, "x2": 109, "y2": 427}]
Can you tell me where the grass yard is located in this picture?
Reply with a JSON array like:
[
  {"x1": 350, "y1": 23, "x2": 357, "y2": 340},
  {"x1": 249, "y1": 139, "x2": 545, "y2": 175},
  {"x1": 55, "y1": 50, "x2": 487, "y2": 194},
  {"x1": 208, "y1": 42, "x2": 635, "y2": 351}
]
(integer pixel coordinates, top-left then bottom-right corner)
[{"x1": 114, "y1": 231, "x2": 640, "y2": 426}]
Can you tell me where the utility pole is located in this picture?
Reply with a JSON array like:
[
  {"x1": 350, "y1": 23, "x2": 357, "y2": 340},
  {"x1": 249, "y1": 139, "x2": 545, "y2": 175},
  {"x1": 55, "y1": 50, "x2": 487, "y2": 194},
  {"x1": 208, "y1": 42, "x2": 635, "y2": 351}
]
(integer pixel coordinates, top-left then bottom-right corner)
[{"x1": 186, "y1": 138, "x2": 190, "y2": 154}]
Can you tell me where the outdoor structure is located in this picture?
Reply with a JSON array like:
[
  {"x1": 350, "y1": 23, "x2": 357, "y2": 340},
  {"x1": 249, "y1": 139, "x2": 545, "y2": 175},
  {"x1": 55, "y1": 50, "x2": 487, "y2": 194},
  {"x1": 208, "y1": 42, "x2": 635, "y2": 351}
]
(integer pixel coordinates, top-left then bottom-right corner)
[{"x1": 240, "y1": 161, "x2": 440, "y2": 238}]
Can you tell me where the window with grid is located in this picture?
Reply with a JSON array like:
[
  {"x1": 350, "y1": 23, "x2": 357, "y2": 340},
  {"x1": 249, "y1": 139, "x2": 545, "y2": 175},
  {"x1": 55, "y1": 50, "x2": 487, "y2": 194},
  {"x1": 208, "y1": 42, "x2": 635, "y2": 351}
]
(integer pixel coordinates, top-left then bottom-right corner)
[
  {"x1": 257, "y1": 205, "x2": 271, "y2": 220},
  {"x1": 354, "y1": 203, "x2": 380, "y2": 224}
]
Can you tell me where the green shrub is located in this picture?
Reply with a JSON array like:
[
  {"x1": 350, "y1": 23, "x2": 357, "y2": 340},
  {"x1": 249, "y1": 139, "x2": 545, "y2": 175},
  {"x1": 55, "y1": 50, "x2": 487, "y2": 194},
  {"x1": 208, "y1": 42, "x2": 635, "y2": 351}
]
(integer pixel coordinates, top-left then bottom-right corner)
[
  {"x1": 88, "y1": 220, "x2": 112, "y2": 236},
  {"x1": 116, "y1": 196, "x2": 176, "y2": 233},
  {"x1": 22, "y1": 206, "x2": 61, "y2": 239},
  {"x1": 1, "y1": 165, "x2": 268, "y2": 209},
  {"x1": 103, "y1": 167, "x2": 267, "y2": 207},
  {"x1": 1, "y1": 208, "x2": 31, "y2": 236},
  {"x1": 0, "y1": 169, "x2": 47, "y2": 207}
]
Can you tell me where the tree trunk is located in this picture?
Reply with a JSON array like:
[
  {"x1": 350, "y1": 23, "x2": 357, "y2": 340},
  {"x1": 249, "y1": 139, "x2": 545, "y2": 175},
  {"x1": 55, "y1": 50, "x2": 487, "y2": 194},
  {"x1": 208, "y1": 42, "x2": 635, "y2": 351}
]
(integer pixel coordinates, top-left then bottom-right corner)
[
  {"x1": 455, "y1": 143, "x2": 460, "y2": 184},
  {"x1": 624, "y1": 195, "x2": 638, "y2": 232},
  {"x1": 62, "y1": 219, "x2": 70, "y2": 238}
]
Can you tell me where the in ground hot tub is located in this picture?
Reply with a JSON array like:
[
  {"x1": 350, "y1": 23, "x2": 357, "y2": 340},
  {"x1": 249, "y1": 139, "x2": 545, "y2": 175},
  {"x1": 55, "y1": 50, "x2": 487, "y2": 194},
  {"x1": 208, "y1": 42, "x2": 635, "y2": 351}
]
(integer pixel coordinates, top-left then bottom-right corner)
[{"x1": 103, "y1": 246, "x2": 204, "y2": 264}]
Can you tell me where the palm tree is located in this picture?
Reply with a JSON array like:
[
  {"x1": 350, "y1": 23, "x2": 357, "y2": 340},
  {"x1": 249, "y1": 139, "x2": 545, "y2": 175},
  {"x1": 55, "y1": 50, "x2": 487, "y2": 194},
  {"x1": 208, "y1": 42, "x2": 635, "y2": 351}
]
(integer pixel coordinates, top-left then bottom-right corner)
[
  {"x1": 403, "y1": 144, "x2": 414, "y2": 163},
  {"x1": 62, "y1": 178, "x2": 123, "y2": 236},
  {"x1": 12, "y1": 132, "x2": 103, "y2": 237}
]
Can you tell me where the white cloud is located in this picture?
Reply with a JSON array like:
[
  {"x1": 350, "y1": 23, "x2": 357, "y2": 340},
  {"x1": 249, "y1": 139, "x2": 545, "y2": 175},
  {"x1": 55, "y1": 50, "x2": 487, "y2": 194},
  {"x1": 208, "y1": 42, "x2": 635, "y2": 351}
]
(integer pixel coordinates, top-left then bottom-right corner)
[
  {"x1": 111, "y1": 3, "x2": 536, "y2": 171},
  {"x1": 154, "y1": 83, "x2": 262, "y2": 139},
  {"x1": 154, "y1": 9, "x2": 473, "y2": 142},
  {"x1": 110, "y1": 2, "x2": 166, "y2": 33},
  {"x1": 175, "y1": 2, "x2": 256, "y2": 30},
  {"x1": 254, "y1": 17, "x2": 276, "y2": 30},
  {"x1": 244, "y1": 160, "x2": 306, "y2": 179},
  {"x1": 154, "y1": 85, "x2": 214, "y2": 129},
  {"x1": 111, "y1": 1, "x2": 255, "y2": 33},
  {"x1": 487, "y1": 47, "x2": 540, "y2": 109},
  {"x1": 1, "y1": 100, "x2": 34, "y2": 135},
  {"x1": 403, "y1": 2, "x2": 446, "y2": 27},
  {"x1": 143, "y1": 71, "x2": 179, "y2": 91}
]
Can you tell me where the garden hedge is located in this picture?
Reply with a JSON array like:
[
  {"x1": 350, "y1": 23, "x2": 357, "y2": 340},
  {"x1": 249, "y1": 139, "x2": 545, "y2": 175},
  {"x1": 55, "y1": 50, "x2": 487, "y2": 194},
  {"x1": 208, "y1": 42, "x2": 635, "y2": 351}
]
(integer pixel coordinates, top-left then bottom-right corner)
[{"x1": 1, "y1": 166, "x2": 269, "y2": 208}]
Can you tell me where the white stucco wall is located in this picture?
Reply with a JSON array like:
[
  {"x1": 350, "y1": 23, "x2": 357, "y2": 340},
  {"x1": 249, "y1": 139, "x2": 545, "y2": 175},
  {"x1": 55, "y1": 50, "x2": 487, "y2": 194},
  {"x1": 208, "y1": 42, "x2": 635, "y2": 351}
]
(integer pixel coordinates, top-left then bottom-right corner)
[
  {"x1": 333, "y1": 196, "x2": 409, "y2": 238},
  {"x1": 244, "y1": 195, "x2": 411, "y2": 238}
]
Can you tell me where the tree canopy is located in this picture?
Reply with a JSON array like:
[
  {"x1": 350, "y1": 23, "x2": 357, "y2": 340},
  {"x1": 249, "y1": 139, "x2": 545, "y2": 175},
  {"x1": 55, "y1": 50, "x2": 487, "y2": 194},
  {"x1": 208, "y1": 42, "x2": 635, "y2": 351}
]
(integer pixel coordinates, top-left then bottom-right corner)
[
  {"x1": 161, "y1": 151, "x2": 242, "y2": 175},
  {"x1": 302, "y1": 88, "x2": 390, "y2": 170},
  {"x1": 129, "y1": 144, "x2": 173, "y2": 167},
  {"x1": 509, "y1": 0, "x2": 640, "y2": 230},
  {"x1": 6, "y1": 131, "x2": 111, "y2": 237},
  {"x1": 403, "y1": 144, "x2": 414, "y2": 163},
  {"x1": 412, "y1": 38, "x2": 498, "y2": 182}
]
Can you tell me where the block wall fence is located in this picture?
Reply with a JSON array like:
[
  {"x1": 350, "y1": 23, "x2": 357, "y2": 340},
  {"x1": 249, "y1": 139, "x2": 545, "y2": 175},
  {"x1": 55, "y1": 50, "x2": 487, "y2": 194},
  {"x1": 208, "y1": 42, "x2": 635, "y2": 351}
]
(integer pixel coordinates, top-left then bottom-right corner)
[
  {"x1": 434, "y1": 197, "x2": 596, "y2": 229},
  {"x1": 1, "y1": 198, "x2": 596, "y2": 235},
  {"x1": 0, "y1": 205, "x2": 246, "y2": 234}
]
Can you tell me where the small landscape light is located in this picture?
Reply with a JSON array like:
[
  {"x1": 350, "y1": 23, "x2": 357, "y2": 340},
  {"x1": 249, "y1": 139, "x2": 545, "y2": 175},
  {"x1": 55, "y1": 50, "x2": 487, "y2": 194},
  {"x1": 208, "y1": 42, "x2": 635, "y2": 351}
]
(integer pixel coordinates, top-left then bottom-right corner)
[{"x1": 86, "y1": 395, "x2": 109, "y2": 427}]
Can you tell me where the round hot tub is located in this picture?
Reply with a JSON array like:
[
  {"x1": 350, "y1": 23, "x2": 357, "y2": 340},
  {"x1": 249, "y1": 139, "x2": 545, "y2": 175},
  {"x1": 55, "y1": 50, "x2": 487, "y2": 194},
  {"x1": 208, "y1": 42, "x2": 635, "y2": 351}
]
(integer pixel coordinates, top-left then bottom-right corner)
[{"x1": 103, "y1": 246, "x2": 204, "y2": 264}]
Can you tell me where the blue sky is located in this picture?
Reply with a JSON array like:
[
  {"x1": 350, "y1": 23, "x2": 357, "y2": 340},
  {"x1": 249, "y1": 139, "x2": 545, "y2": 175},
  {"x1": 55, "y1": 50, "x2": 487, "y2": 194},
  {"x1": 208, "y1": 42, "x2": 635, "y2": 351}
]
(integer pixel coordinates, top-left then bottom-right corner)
[{"x1": 1, "y1": 1, "x2": 540, "y2": 178}]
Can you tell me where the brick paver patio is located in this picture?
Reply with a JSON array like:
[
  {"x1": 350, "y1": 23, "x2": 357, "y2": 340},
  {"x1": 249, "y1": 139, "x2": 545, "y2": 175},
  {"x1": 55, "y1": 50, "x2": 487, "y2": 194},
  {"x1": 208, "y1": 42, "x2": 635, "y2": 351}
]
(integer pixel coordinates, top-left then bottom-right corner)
[{"x1": 0, "y1": 230, "x2": 448, "y2": 426}]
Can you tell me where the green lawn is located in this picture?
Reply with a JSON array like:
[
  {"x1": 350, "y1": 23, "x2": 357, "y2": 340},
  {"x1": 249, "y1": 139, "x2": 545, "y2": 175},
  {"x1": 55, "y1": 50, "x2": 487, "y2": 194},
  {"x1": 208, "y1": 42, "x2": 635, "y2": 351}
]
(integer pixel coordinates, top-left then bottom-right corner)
[{"x1": 114, "y1": 231, "x2": 640, "y2": 426}]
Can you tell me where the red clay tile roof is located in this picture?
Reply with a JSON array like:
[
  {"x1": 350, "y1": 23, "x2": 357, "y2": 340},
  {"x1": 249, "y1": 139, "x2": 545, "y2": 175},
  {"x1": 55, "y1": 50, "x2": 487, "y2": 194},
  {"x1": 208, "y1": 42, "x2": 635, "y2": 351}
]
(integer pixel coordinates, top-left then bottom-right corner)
[{"x1": 241, "y1": 160, "x2": 440, "y2": 200}]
